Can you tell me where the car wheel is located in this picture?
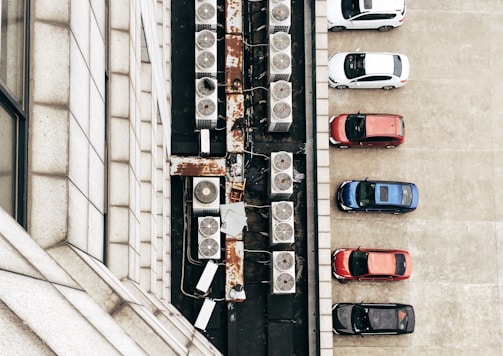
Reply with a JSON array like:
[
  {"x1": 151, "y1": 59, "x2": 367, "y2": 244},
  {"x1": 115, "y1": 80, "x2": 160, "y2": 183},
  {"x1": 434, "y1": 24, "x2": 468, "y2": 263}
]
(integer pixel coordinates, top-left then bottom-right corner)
[
  {"x1": 335, "y1": 85, "x2": 348, "y2": 89},
  {"x1": 378, "y1": 26, "x2": 393, "y2": 32},
  {"x1": 336, "y1": 278, "x2": 349, "y2": 284},
  {"x1": 330, "y1": 26, "x2": 346, "y2": 32},
  {"x1": 382, "y1": 86, "x2": 395, "y2": 90},
  {"x1": 338, "y1": 145, "x2": 349, "y2": 149},
  {"x1": 385, "y1": 145, "x2": 396, "y2": 149}
]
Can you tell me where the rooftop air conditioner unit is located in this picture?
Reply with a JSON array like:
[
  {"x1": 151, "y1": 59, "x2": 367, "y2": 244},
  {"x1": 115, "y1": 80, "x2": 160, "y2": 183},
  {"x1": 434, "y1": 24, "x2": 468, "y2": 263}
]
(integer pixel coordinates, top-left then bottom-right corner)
[
  {"x1": 193, "y1": 177, "x2": 220, "y2": 215},
  {"x1": 270, "y1": 201, "x2": 294, "y2": 244},
  {"x1": 268, "y1": 80, "x2": 292, "y2": 132},
  {"x1": 195, "y1": 77, "x2": 218, "y2": 129},
  {"x1": 268, "y1": 31, "x2": 291, "y2": 82},
  {"x1": 198, "y1": 216, "x2": 221, "y2": 260},
  {"x1": 195, "y1": 30, "x2": 217, "y2": 79},
  {"x1": 195, "y1": 0, "x2": 217, "y2": 31},
  {"x1": 269, "y1": 151, "x2": 293, "y2": 199},
  {"x1": 271, "y1": 251, "x2": 296, "y2": 294},
  {"x1": 268, "y1": 0, "x2": 291, "y2": 34}
]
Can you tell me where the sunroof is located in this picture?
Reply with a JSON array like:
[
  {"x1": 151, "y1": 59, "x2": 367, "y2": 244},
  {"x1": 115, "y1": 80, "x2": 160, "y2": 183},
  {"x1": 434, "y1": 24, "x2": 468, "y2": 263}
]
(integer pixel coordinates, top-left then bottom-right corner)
[{"x1": 379, "y1": 186, "x2": 389, "y2": 201}]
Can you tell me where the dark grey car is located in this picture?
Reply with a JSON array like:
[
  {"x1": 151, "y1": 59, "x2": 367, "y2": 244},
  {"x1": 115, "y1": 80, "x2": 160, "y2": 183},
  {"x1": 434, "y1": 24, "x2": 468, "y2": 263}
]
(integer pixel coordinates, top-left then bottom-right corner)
[{"x1": 332, "y1": 303, "x2": 415, "y2": 335}]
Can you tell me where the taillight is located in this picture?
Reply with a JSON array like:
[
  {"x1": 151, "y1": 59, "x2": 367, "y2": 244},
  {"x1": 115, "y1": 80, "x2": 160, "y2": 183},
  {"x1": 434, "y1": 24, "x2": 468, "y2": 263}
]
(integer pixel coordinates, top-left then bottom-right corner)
[
  {"x1": 399, "y1": 16, "x2": 405, "y2": 22},
  {"x1": 400, "y1": 79, "x2": 407, "y2": 83}
]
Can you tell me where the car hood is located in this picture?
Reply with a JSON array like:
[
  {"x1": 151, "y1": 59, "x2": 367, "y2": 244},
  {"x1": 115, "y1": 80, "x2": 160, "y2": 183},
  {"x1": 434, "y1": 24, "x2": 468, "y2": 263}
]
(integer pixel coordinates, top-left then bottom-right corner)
[
  {"x1": 330, "y1": 115, "x2": 349, "y2": 143},
  {"x1": 328, "y1": 53, "x2": 348, "y2": 83},
  {"x1": 327, "y1": 0, "x2": 344, "y2": 26},
  {"x1": 333, "y1": 249, "x2": 352, "y2": 278},
  {"x1": 333, "y1": 304, "x2": 354, "y2": 334},
  {"x1": 339, "y1": 181, "x2": 360, "y2": 209}
]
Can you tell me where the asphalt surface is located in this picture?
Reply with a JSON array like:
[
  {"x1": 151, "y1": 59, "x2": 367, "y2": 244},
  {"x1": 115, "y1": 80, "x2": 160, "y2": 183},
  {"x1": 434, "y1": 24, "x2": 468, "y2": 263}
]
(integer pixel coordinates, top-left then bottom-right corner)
[{"x1": 329, "y1": 1, "x2": 503, "y2": 354}]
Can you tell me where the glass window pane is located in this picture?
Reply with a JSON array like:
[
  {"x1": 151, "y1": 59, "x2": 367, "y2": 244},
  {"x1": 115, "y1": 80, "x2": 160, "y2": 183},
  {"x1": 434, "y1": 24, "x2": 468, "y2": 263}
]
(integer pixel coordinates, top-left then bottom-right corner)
[
  {"x1": 0, "y1": 103, "x2": 16, "y2": 216},
  {"x1": 0, "y1": 0, "x2": 25, "y2": 105}
]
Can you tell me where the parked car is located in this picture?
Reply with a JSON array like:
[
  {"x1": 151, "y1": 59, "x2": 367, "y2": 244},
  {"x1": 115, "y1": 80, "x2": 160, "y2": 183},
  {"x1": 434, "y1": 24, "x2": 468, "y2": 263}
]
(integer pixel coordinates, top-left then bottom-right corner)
[
  {"x1": 327, "y1": 0, "x2": 406, "y2": 32},
  {"x1": 332, "y1": 247, "x2": 412, "y2": 282},
  {"x1": 336, "y1": 178, "x2": 418, "y2": 213},
  {"x1": 329, "y1": 113, "x2": 405, "y2": 148},
  {"x1": 328, "y1": 52, "x2": 409, "y2": 89},
  {"x1": 332, "y1": 303, "x2": 415, "y2": 335}
]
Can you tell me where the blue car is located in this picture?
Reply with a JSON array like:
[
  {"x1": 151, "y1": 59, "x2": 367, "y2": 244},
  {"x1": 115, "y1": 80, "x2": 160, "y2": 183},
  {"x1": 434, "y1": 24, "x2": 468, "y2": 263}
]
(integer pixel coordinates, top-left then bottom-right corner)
[{"x1": 336, "y1": 178, "x2": 418, "y2": 214}]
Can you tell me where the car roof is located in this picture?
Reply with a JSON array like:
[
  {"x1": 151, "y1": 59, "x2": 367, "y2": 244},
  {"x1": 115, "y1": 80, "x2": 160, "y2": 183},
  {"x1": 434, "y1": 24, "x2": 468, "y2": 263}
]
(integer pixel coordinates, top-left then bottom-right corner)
[
  {"x1": 364, "y1": 53, "x2": 395, "y2": 75},
  {"x1": 374, "y1": 182, "x2": 404, "y2": 206},
  {"x1": 367, "y1": 251, "x2": 397, "y2": 275},
  {"x1": 360, "y1": 0, "x2": 405, "y2": 13},
  {"x1": 365, "y1": 115, "x2": 402, "y2": 137}
]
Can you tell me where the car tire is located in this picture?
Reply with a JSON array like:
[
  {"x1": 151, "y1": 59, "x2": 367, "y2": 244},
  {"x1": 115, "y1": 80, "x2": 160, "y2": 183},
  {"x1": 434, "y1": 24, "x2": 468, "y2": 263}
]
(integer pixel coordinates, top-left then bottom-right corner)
[
  {"x1": 385, "y1": 145, "x2": 396, "y2": 149},
  {"x1": 378, "y1": 26, "x2": 393, "y2": 32},
  {"x1": 335, "y1": 85, "x2": 348, "y2": 89},
  {"x1": 336, "y1": 278, "x2": 349, "y2": 284},
  {"x1": 338, "y1": 145, "x2": 349, "y2": 149},
  {"x1": 382, "y1": 86, "x2": 395, "y2": 90},
  {"x1": 330, "y1": 26, "x2": 346, "y2": 32}
]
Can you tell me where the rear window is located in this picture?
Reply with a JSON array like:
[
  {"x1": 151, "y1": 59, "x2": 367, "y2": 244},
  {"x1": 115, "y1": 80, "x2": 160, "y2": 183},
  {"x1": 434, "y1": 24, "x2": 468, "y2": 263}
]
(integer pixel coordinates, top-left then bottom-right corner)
[
  {"x1": 395, "y1": 253, "x2": 406, "y2": 275},
  {"x1": 401, "y1": 185, "x2": 412, "y2": 206},
  {"x1": 393, "y1": 55, "x2": 402, "y2": 76},
  {"x1": 398, "y1": 117, "x2": 405, "y2": 137}
]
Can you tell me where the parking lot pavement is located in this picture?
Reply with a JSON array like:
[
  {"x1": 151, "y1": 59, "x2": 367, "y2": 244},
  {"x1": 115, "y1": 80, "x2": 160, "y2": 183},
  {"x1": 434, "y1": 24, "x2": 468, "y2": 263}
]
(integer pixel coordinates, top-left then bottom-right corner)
[{"x1": 328, "y1": 1, "x2": 503, "y2": 353}]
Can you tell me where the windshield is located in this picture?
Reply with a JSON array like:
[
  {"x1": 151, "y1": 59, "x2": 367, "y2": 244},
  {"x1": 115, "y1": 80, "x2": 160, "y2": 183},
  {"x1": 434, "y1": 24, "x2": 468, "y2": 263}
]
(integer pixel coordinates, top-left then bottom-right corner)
[
  {"x1": 341, "y1": 0, "x2": 360, "y2": 19},
  {"x1": 344, "y1": 53, "x2": 366, "y2": 79},
  {"x1": 393, "y1": 55, "x2": 403, "y2": 76},
  {"x1": 356, "y1": 181, "x2": 376, "y2": 207},
  {"x1": 352, "y1": 306, "x2": 371, "y2": 332},
  {"x1": 401, "y1": 184, "x2": 412, "y2": 206},
  {"x1": 345, "y1": 114, "x2": 366, "y2": 141},
  {"x1": 348, "y1": 251, "x2": 369, "y2": 276},
  {"x1": 397, "y1": 307, "x2": 408, "y2": 330}
]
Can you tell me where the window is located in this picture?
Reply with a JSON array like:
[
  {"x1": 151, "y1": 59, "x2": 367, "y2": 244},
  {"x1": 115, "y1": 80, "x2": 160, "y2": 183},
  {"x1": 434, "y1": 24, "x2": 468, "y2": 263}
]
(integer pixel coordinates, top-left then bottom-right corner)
[
  {"x1": 348, "y1": 251, "x2": 369, "y2": 276},
  {"x1": 345, "y1": 114, "x2": 366, "y2": 141},
  {"x1": 0, "y1": 0, "x2": 27, "y2": 225},
  {"x1": 357, "y1": 75, "x2": 392, "y2": 82},
  {"x1": 344, "y1": 53, "x2": 366, "y2": 79}
]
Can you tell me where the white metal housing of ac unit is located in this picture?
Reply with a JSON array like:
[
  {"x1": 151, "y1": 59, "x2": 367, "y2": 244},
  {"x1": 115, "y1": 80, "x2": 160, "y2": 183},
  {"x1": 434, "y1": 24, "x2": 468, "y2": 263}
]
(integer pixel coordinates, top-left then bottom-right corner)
[
  {"x1": 268, "y1": 80, "x2": 292, "y2": 132},
  {"x1": 195, "y1": 0, "x2": 217, "y2": 31},
  {"x1": 268, "y1": 31, "x2": 292, "y2": 82},
  {"x1": 193, "y1": 177, "x2": 220, "y2": 215},
  {"x1": 268, "y1": 0, "x2": 291, "y2": 34},
  {"x1": 197, "y1": 216, "x2": 221, "y2": 260},
  {"x1": 271, "y1": 251, "x2": 296, "y2": 294},
  {"x1": 270, "y1": 201, "x2": 294, "y2": 244},
  {"x1": 195, "y1": 77, "x2": 218, "y2": 129},
  {"x1": 195, "y1": 30, "x2": 217, "y2": 79},
  {"x1": 269, "y1": 151, "x2": 293, "y2": 199}
]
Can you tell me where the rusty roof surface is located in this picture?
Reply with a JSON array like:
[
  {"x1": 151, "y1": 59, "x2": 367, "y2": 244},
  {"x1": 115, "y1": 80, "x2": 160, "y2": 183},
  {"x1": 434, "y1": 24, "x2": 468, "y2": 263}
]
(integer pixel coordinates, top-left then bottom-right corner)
[
  {"x1": 225, "y1": 34, "x2": 243, "y2": 94},
  {"x1": 225, "y1": 238, "x2": 244, "y2": 301},
  {"x1": 169, "y1": 156, "x2": 226, "y2": 176},
  {"x1": 226, "y1": 94, "x2": 245, "y2": 153},
  {"x1": 225, "y1": 0, "x2": 243, "y2": 34}
]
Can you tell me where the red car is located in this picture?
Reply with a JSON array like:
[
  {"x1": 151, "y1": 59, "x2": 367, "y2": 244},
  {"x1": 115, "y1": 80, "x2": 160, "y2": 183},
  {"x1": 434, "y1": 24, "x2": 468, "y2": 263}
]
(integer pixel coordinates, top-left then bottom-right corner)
[
  {"x1": 332, "y1": 247, "x2": 412, "y2": 282},
  {"x1": 329, "y1": 113, "x2": 405, "y2": 148}
]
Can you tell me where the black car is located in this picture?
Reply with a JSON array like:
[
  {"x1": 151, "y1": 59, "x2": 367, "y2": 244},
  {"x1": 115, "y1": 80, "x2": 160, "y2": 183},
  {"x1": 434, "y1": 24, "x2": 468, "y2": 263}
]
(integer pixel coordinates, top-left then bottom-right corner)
[{"x1": 332, "y1": 303, "x2": 415, "y2": 335}]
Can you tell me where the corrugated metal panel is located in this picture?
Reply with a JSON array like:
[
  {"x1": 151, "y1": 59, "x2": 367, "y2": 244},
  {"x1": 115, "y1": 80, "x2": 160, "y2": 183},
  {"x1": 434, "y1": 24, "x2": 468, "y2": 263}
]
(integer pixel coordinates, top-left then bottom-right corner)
[
  {"x1": 225, "y1": 0, "x2": 242, "y2": 34},
  {"x1": 225, "y1": 34, "x2": 243, "y2": 94},
  {"x1": 226, "y1": 94, "x2": 245, "y2": 153},
  {"x1": 169, "y1": 156, "x2": 226, "y2": 176}
]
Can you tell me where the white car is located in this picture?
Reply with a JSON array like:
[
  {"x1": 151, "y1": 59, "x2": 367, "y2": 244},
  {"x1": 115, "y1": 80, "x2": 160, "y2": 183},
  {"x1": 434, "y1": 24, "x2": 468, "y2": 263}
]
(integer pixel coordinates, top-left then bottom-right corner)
[
  {"x1": 328, "y1": 52, "x2": 409, "y2": 90},
  {"x1": 328, "y1": 0, "x2": 406, "y2": 32}
]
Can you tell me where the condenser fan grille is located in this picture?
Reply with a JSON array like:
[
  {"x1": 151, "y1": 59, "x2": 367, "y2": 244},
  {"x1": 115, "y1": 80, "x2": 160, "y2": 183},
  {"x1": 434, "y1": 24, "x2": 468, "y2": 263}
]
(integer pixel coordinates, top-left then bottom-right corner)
[
  {"x1": 197, "y1": 78, "x2": 216, "y2": 96},
  {"x1": 273, "y1": 202, "x2": 293, "y2": 221},
  {"x1": 271, "y1": 4, "x2": 290, "y2": 22},
  {"x1": 199, "y1": 238, "x2": 219, "y2": 258},
  {"x1": 275, "y1": 252, "x2": 294, "y2": 270},
  {"x1": 199, "y1": 217, "x2": 219, "y2": 236},
  {"x1": 273, "y1": 152, "x2": 292, "y2": 171},
  {"x1": 271, "y1": 32, "x2": 290, "y2": 51},
  {"x1": 271, "y1": 52, "x2": 291, "y2": 71},
  {"x1": 272, "y1": 102, "x2": 291, "y2": 120},
  {"x1": 273, "y1": 173, "x2": 293, "y2": 191},
  {"x1": 275, "y1": 273, "x2": 295, "y2": 291},
  {"x1": 271, "y1": 80, "x2": 291, "y2": 100},
  {"x1": 197, "y1": 98, "x2": 216, "y2": 116},
  {"x1": 194, "y1": 180, "x2": 218, "y2": 203},
  {"x1": 196, "y1": 30, "x2": 216, "y2": 49},
  {"x1": 274, "y1": 222, "x2": 294, "y2": 241},
  {"x1": 196, "y1": 50, "x2": 216, "y2": 69},
  {"x1": 196, "y1": 3, "x2": 216, "y2": 21}
]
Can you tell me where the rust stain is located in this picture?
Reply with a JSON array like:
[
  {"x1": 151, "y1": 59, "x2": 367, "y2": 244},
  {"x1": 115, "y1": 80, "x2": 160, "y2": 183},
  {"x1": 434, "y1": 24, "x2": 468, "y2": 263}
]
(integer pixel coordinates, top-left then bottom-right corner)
[
  {"x1": 225, "y1": 238, "x2": 244, "y2": 300},
  {"x1": 225, "y1": 34, "x2": 243, "y2": 94},
  {"x1": 226, "y1": 94, "x2": 245, "y2": 153},
  {"x1": 169, "y1": 156, "x2": 226, "y2": 176},
  {"x1": 225, "y1": 0, "x2": 243, "y2": 35}
]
